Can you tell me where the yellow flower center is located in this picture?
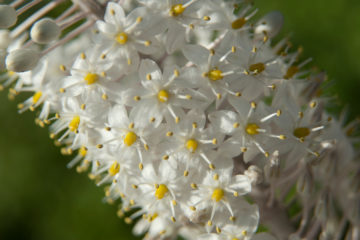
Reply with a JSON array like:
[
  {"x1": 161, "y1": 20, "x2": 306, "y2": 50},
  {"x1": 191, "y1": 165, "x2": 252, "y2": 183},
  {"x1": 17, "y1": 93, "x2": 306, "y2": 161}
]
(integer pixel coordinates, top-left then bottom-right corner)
[
  {"x1": 245, "y1": 123, "x2": 259, "y2": 135},
  {"x1": 116, "y1": 32, "x2": 128, "y2": 44},
  {"x1": 69, "y1": 115, "x2": 80, "y2": 132},
  {"x1": 293, "y1": 127, "x2": 310, "y2": 139},
  {"x1": 207, "y1": 69, "x2": 223, "y2": 81},
  {"x1": 231, "y1": 17, "x2": 246, "y2": 29},
  {"x1": 212, "y1": 188, "x2": 224, "y2": 202},
  {"x1": 108, "y1": 162, "x2": 120, "y2": 176},
  {"x1": 186, "y1": 139, "x2": 198, "y2": 153},
  {"x1": 249, "y1": 62, "x2": 266, "y2": 75},
  {"x1": 124, "y1": 131, "x2": 137, "y2": 146},
  {"x1": 32, "y1": 91, "x2": 42, "y2": 104},
  {"x1": 84, "y1": 73, "x2": 99, "y2": 85},
  {"x1": 284, "y1": 66, "x2": 299, "y2": 79},
  {"x1": 157, "y1": 89, "x2": 169, "y2": 102},
  {"x1": 78, "y1": 146, "x2": 87, "y2": 157},
  {"x1": 169, "y1": 4, "x2": 185, "y2": 17},
  {"x1": 155, "y1": 184, "x2": 169, "y2": 199}
]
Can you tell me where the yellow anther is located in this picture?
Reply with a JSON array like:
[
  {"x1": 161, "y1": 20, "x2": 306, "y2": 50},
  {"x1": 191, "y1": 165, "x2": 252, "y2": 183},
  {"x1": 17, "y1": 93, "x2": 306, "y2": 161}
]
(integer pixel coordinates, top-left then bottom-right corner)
[
  {"x1": 172, "y1": 200, "x2": 177, "y2": 206},
  {"x1": 216, "y1": 227, "x2": 221, "y2": 233},
  {"x1": 212, "y1": 138, "x2": 217, "y2": 145},
  {"x1": 184, "y1": 170, "x2": 189, "y2": 177},
  {"x1": 124, "y1": 131, "x2": 137, "y2": 146},
  {"x1": 80, "y1": 104, "x2": 86, "y2": 110},
  {"x1": 84, "y1": 73, "x2": 99, "y2": 85},
  {"x1": 293, "y1": 127, "x2": 310, "y2": 139},
  {"x1": 210, "y1": 49, "x2": 215, "y2": 55},
  {"x1": 231, "y1": 46, "x2": 236, "y2": 52},
  {"x1": 127, "y1": 59, "x2": 132, "y2": 65},
  {"x1": 175, "y1": 116, "x2": 180, "y2": 123},
  {"x1": 144, "y1": 143, "x2": 149, "y2": 150},
  {"x1": 131, "y1": 184, "x2": 138, "y2": 189},
  {"x1": 150, "y1": 117, "x2": 155, "y2": 123},
  {"x1": 264, "y1": 152, "x2": 269, "y2": 157},
  {"x1": 79, "y1": 146, "x2": 87, "y2": 157},
  {"x1": 310, "y1": 101, "x2": 317, "y2": 108},
  {"x1": 155, "y1": 184, "x2": 169, "y2": 199},
  {"x1": 207, "y1": 220, "x2": 213, "y2": 226},
  {"x1": 209, "y1": 163, "x2": 215, "y2": 170},
  {"x1": 249, "y1": 62, "x2": 266, "y2": 75},
  {"x1": 279, "y1": 135, "x2": 286, "y2": 140},
  {"x1": 136, "y1": 16, "x2": 143, "y2": 23},
  {"x1": 166, "y1": 131, "x2": 173, "y2": 137},
  {"x1": 50, "y1": 133, "x2": 56, "y2": 139},
  {"x1": 144, "y1": 40, "x2": 151, "y2": 46},
  {"x1": 134, "y1": 96, "x2": 141, "y2": 101},
  {"x1": 59, "y1": 64, "x2": 66, "y2": 71},
  {"x1": 162, "y1": 155, "x2": 169, "y2": 160},
  {"x1": 190, "y1": 206, "x2": 196, "y2": 211},
  {"x1": 185, "y1": 94, "x2": 192, "y2": 99},
  {"x1": 102, "y1": 93, "x2": 108, "y2": 100},
  {"x1": 186, "y1": 139, "x2": 198, "y2": 153},
  {"x1": 298, "y1": 111, "x2": 304, "y2": 118},
  {"x1": 32, "y1": 91, "x2": 42, "y2": 104},
  {"x1": 229, "y1": 216, "x2": 236, "y2": 221},
  {"x1": 117, "y1": 209, "x2": 124, "y2": 218},
  {"x1": 277, "y1": 109, "x2": 282, "y2": 116},
  {"x1": 251, "y1": 102, "x2": 257, "y2": 108},
  {"x1": 108, "y1": 162, "x2": 120, "y2": 176},
  {"x1": 105, "y1": 127, "x2": 111, "y2": 131},
  {"x1": 109, "y1": 8, "x2": 115, "y2": 15},
  {"x1": 100, "y1": 54, "x2": 106, "y2": 59},
  {"x1": 233, "y1": 122, "x2": 240, "y2": 128},
  {"x1": 157, "y1": 89, "x2": 169, "y2": 103},
  {"x1": 284, "y1": 66, "x2": 299, "y2": 79},
  {"x1": 169, "y1": 4, "x2": 185, "y2": 17},
  {"x1": 96, "y1": 144, "x2": 103, "y2": 149},
  {"x1": 29, "y1": 106, "x2": 35, "y2": 112},
  {"x1": 245, "y1": 123, "x2": 259, "y2": 135},
  {"x1": 129, "y1": 199, "x2": 135, "y2": 205},
  {"x1": 174, "y1": 69, "x2": 180, "y2": 77},
  {"x1": 96, "y1": 160, "x2": 101, "y2": 167},
  {"x1": 203, "y1": 16, "x2": 210, "y2": 21},
  {"x1": 159, "y1": 230, "x2": 166, "y2": 235},
  {"x1": 171, "y1": 216, "x2": 176, "y2": 222},
  {"x1": 213, "y1": 174, "x2": 219, "y2": 180},
  {"x1": 189, "y1": 23, "x2": 194, "y2": 29},
  {"x1": 233, "y1": 191, "x2": 239, "y2": 197},
  {"x1": 242, "y1": 230, "x2": 248, "y2": 236},
  {"x1": 116, "y1": 32, "x2": 128, "y2": 45},
  {"x1": 212, "y1": 188, "x2": 224, "y2": 202},
  {"x1": 124, "y1": 217, "x2": 132, "y2": 224},
  {"x1": 190, "y1": 183, "x2": 197, "y2": 189},
  {"x1": 59, "y1": 88, "x2": 65, "y2": 93},
  {"x1": 80, "y1": 53, "x2": 86, "y2": 59},
  {"x1": 231, "y1": 17, "x2": 246, "y2": 29},
  {"x1": 207, "y1": 69, "x2": 223, "y2": 81},
  {"x1": 217, "y1": 93, "x2": 222, "y2": 99},
  {"x1": 69, "y1": 115, "x2": 80, "y2": 132},
  {"x1": 192, "y1": 122, "x2": 197, "y2": 128},
  {"x1": 146, "y1": 73, "x2": 152, "y2": 80}
]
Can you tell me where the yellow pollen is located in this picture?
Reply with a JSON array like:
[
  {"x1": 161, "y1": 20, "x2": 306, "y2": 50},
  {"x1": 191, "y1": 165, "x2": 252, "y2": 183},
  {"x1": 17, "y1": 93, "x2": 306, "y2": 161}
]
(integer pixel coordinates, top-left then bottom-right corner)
[
  {"x1": 293, "y1": 127, "x2": 310, "y2": 139},
  {"x1": 116, "y1": 32, "x2": 128, "y2": 44},
  {"x1": 231, "y1": 17, "x2": 246, "y2": 29},
  {"x1": 245, "y1": 123, "x2": 259, "y2": 135},
  {"x1": 69, "y1": 115, "x2": 80, "y2": 132},
  {"x1": 169, "y1": 4, "x2": 185, "y2": 17},
  {"x1": 32, "y1": 91, "x2": 42, "y2": 104},
  {"x1": 79, "y1": 146, "x2": 87, "y2": 157},
  {"x1": 284, "y1": 66, "x2": 299, "y2": 79},
  {"x1": 186, "y1": 139, "x2": 198, "y2": 153},
  {"x1": 157, "y1": 89, "x2": 169, "y2": 103},
  {"x1": 212, "y1": 188, "x2": 224, "y2": 202},
  {"x1": 108, "y1": 162, "x2": 120, "y2": 176},
  {"x1": 124, "y1": 131, "x2": 137, "y2": 146},
  {"x1": 149, "y1": 213, "x2": 158, "y2": 222},
  {"x1": 155, "y1": 184, "x2": 168, "y2": 199},
  {"x1": 207, "y1": 69, "x2": 223, "y2": 81},
  {"x1": 249, "y1": 62, "x2": 266, "y2": 75},
  {"x1": 84, "y1": 73, "x2": 99, "y2": 85}
]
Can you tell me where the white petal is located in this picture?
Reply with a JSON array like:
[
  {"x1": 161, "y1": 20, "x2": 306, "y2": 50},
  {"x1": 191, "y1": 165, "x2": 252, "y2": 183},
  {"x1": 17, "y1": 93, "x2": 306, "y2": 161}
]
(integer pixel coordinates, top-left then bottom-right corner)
[
  {"x1": 182, "y1": 44, "x2": 209, "y2": 67},
  {"x1": 229, "y1": 175, "x2": 251, "y2": 194},
  {"x1": 209, "y1": 110, "x2": 238, "y2": 135},
  {"x1": 104, "y1": 2, "x2": 125, "y2": 26}
]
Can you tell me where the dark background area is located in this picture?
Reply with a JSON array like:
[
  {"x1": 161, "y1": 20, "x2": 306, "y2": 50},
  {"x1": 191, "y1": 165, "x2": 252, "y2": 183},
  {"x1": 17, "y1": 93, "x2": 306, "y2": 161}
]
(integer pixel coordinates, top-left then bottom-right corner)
[{"x1": 0, "y1": 0, "x2": 359, "y2": 239}]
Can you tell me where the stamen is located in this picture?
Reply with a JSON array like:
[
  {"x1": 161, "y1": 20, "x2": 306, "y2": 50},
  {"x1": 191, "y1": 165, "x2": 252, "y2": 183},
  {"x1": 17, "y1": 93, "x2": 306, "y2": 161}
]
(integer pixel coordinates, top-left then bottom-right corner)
[
  {"x1": 69, "y1": 115, "x2": 80, "y2": 132},
  {"x1": 249, "y1": 62, "x2": 265, "y2": 75},
  {"x1": 108, "y1": 162, "x2": 120, "y2": 176},
  {"x1": 169, "y1": 4, "x2": 185, "y2": 17},
  {"x1": 231, "y1": 17, "x2": 246, "y2": 29},
  {"x1": 32, "y1": 91, "x2": 42, "y2": 104}
]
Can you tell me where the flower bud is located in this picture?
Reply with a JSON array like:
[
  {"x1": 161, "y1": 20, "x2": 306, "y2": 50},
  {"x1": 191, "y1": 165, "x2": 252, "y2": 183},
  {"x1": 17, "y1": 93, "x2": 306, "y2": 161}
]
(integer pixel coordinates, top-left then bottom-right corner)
[
  {"x1": 0, "y1": 30, "x2": 11, "y2": 49},
  {"x1": 0, "y1": 5, "x2": 17, "y2": 28},
  {"x1": 30, "y1": 18, "x2": 61, "y2": 44},
  {"x1": 245, "y1": 165, "x2": 263, "y2": 185},
  {"x1": 255, "y1": 11, "x2": 284, "y2": 38},
  {"x1": 6, "y1": 48, "x2": 40, "y2": 72}
]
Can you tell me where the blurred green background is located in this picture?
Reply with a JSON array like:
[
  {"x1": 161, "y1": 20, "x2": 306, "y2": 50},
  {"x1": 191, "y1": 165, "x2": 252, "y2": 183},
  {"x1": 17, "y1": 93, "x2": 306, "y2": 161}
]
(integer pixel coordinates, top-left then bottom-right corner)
[{"x1": 0, "y1": 0, "x2": 360, "y2": 240}]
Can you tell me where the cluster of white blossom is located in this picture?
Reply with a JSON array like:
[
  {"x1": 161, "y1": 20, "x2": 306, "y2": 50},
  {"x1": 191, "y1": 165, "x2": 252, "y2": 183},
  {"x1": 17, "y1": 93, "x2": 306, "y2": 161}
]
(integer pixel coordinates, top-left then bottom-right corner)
[{"x1": 1, "y1": 1, "x2": 359, "y2": 240}]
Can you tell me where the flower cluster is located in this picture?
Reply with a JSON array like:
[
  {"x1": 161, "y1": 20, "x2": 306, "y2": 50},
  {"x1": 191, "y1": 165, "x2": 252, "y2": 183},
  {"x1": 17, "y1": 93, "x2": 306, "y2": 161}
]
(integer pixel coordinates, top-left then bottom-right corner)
[{"x1": 1, "y1": 1, "x2": 359, "y2": 240}]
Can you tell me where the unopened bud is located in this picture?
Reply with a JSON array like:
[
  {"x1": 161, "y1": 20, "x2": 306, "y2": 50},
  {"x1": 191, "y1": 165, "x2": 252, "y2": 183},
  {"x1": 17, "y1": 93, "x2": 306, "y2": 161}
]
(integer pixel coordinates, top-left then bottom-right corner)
[
  {"x1": 0, "y1": 5, "x2": 17, "y2": 28},
  {"x1": 6, "y1": 48, "x2": 40, "y2": 72},
  {"x1": 31, "y1": 18, "x2": 61, "y2": 44},
  {"x1": 0, "y1": 30, "x2": 11, "y2": 49},
  {"x1": 255, "y1": 11, "x2": 284, "y2": 38}
]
